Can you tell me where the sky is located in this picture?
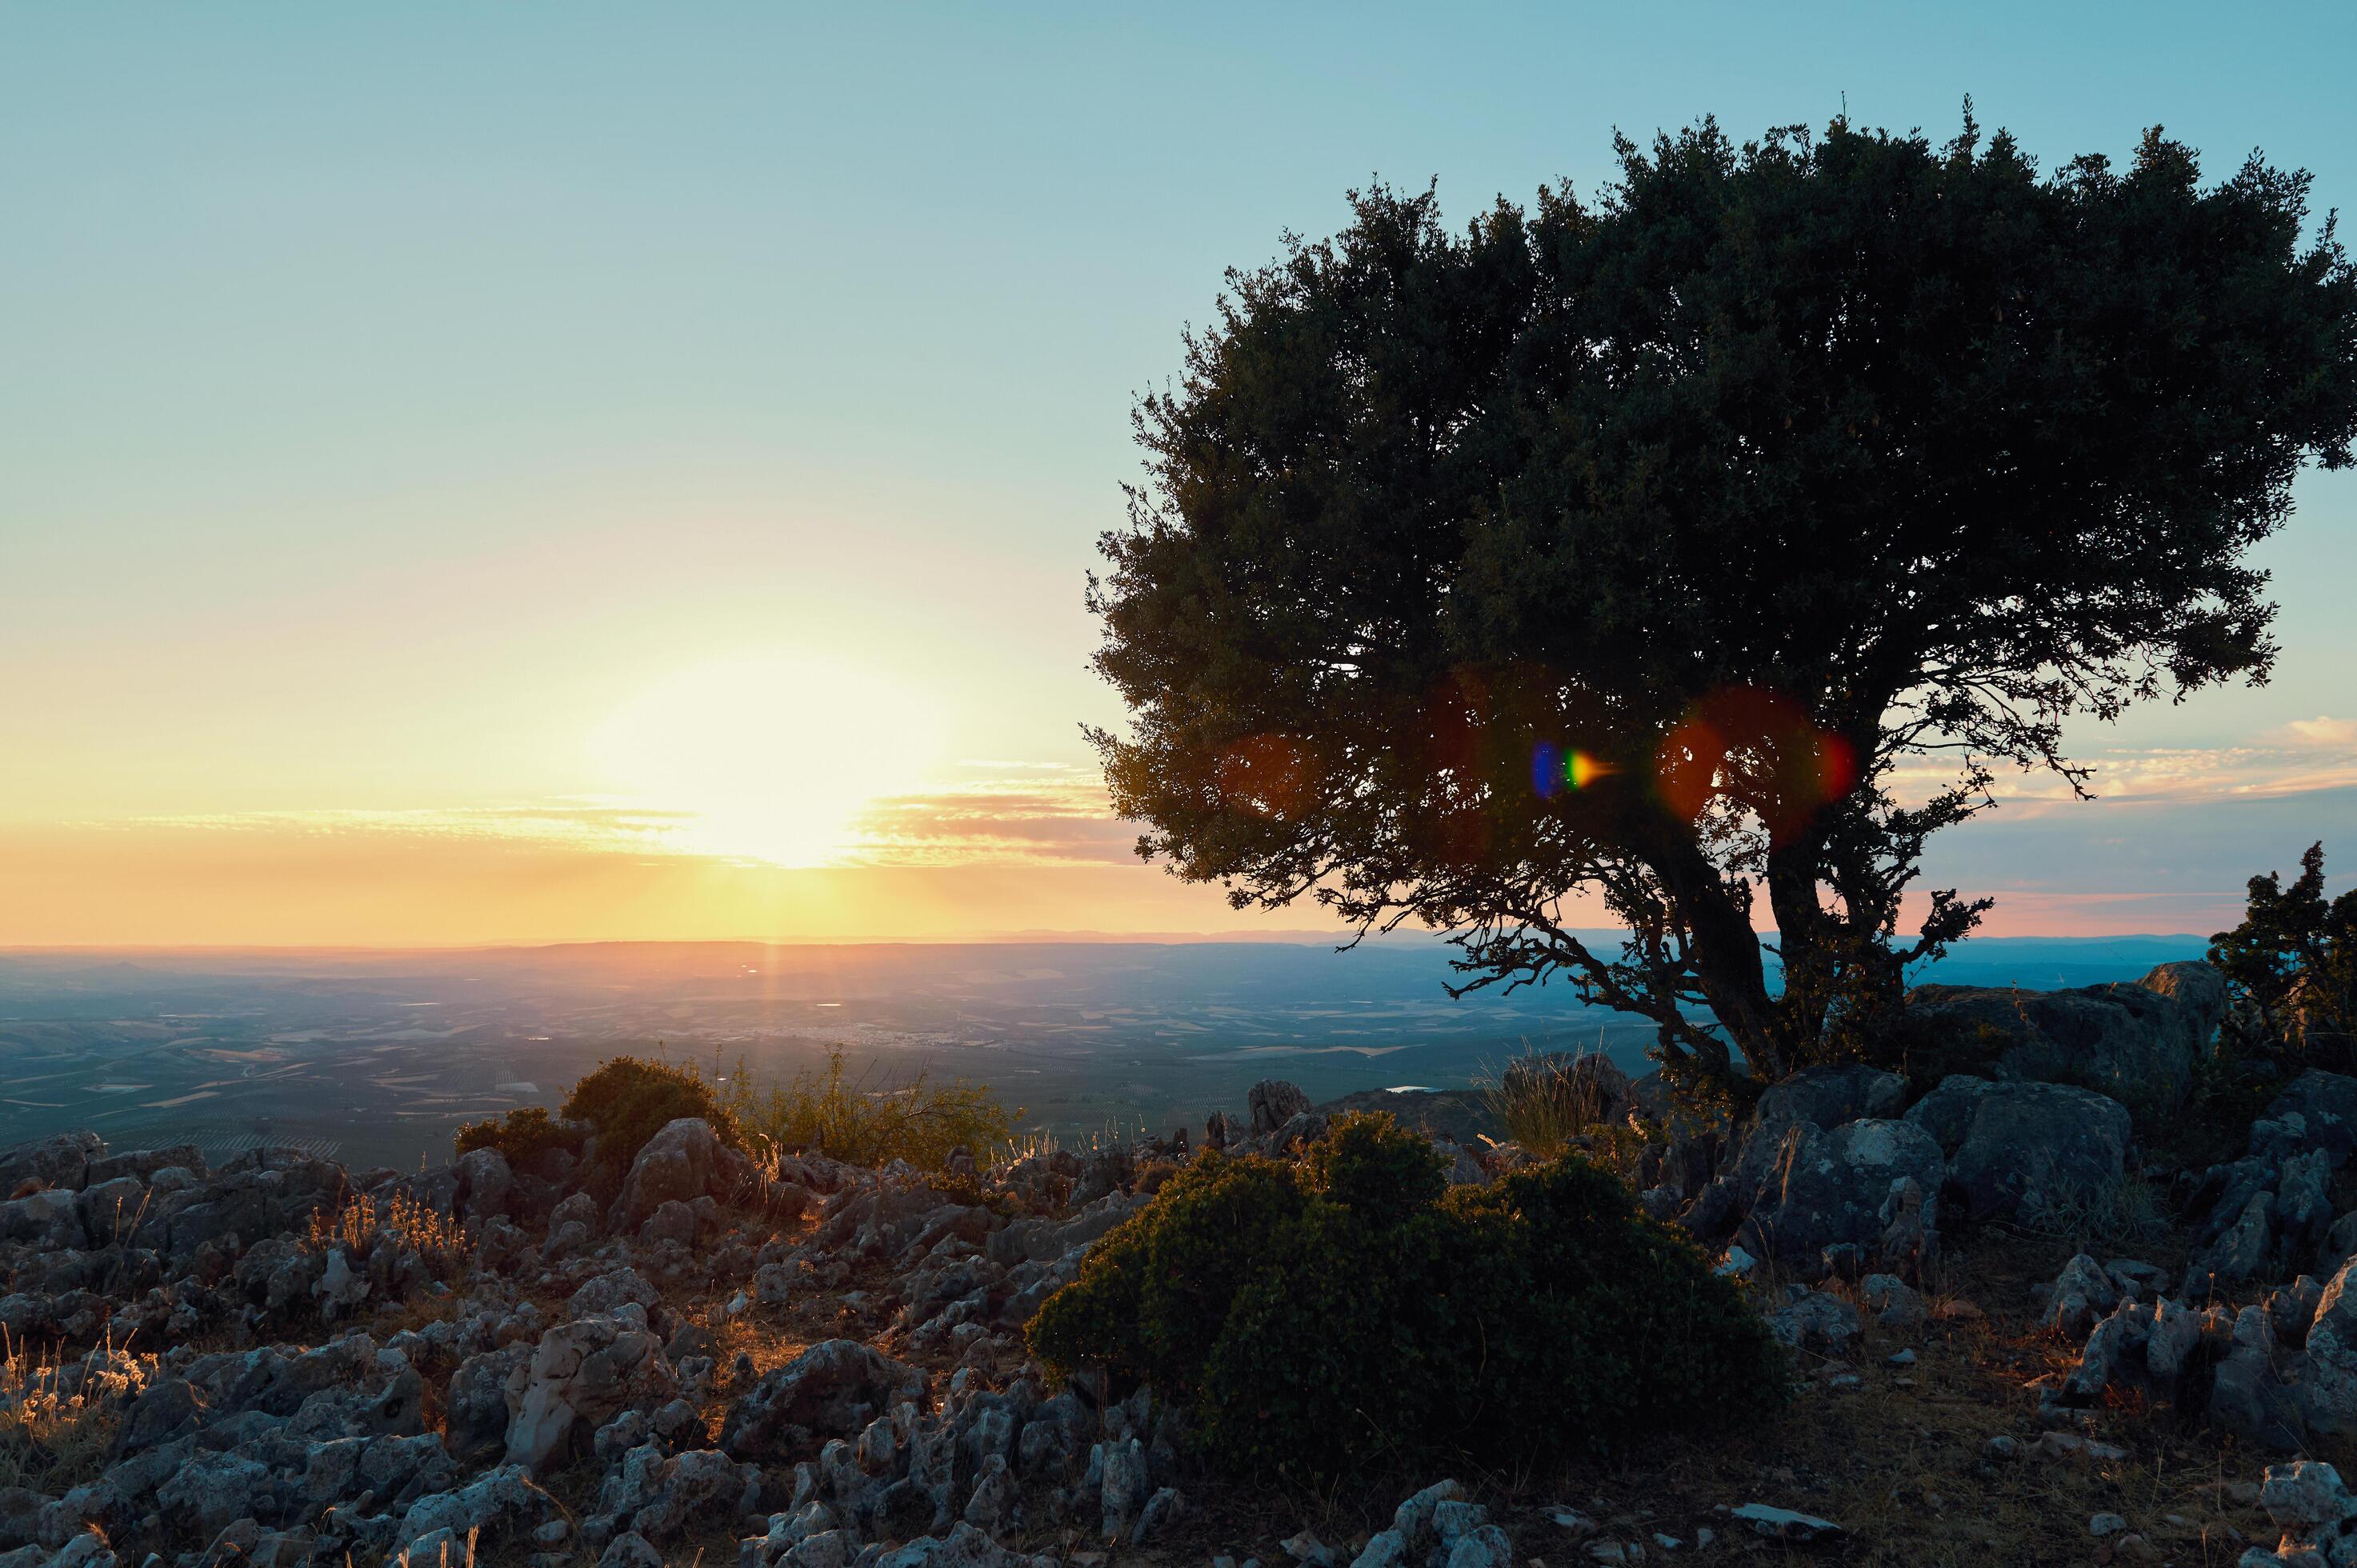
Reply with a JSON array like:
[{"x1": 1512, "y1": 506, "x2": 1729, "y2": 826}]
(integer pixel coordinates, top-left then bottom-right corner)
[{"x1": 5, "y1": 1, "x2": 2357, "y2": 946}]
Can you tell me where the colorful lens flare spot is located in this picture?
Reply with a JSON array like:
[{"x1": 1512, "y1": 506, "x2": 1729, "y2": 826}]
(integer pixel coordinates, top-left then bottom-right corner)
[{"x1": 1532, "y1": 745, "x2": 1609, "y2": 800}]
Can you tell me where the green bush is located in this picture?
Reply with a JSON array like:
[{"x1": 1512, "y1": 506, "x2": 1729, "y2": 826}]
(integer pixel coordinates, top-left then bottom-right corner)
[
  {"x1": 1029, "y1": 1111, "x2": 1783, "y2": 1482},
  {"x1": 561, "y1": 1054, "x2": 746, "y2": 1187},
  {"x1": 453, "y1": 1105, "x2": 582, "y2": 1168},
  {"x1": 724, "y1": 1048, "x2": 1018, "y2": 1171},
  {"x1": 2211, "y1": 842, "x2": 2357, "y2": 1050}
]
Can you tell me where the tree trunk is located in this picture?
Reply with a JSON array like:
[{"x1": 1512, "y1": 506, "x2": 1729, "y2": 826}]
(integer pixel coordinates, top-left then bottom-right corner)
[{"x1": 1653, "y1": 845, "x2": 1787, "y2": 1081}]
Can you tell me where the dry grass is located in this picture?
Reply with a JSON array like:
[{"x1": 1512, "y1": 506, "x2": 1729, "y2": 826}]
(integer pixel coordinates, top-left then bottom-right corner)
[
  {"x1": 307, "y1": 1187, "x2": 472, "y2": 1266},
  {"x1": 0, "y1": 1326, "x2": 133, "y2": 1494},
  {"x1": 1479, "y1": 1048, "x2": 1619, "y2": 1159}
]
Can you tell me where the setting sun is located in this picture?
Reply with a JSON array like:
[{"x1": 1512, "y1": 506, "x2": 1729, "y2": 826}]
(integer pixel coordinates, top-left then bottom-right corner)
[{"x1": 590, "y1": 654, "x2": 944, "y2": 866}]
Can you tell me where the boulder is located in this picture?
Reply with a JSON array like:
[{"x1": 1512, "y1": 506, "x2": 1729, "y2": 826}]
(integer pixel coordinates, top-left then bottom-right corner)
[
  {"x1": 640, "y1": 1198, "x2": 700, "y2": 1247},
  {"x1": 1904, "y1": 1076, "x2": 2132, "y2": 1222},
  {"x1": 453, "y1": 1147, "x2": 513, "y2": 1222},
  {"x1": 721, "y1": 1340, "x2": 928, "y2": 1461},
  {"x1": 1732, "y1": 1118, "x2": 1943, "y2": 1271},
  {"x1": 0, "y1": 1131, "x2": 106, "y2": 1194},
  {"x1": 502, "y1": 1317, "x2": 680, "y2": 1472},
  {"x1": 447, "y1": 1345, "x2": 531, "y2": 1464},
  {"x1": 2255, "y1": 1071, "x2": 2357, "y2": 1169},
  {"x1": 596, "y1": 1444, "x2": 762, "y2": 1542},
  {"x1": 2300, "y1": 1253, "x2": 2357, "y2": 1438},
  {"x1": 2240, "y1": 1460, "x2": 2357, "y2": 1565},
  {"x1": 1750, "y1": 1064, "x2": 1905, "y2": 1138},
  {"x1": 549, "y1": 1189, "x2": 600, "y2": 1239},
  {"x1": 2043, "y1": 1254, "x2": 2122, "y2": 1338},
  {"x1": 610, "y1": 1118, "x2": 750, "y2": 1234},
  {"x1": 570, "y1": 1266, "x2": 662, "y2": 1322},
  {"x1": 395, "y1": 1463, "x2": 562, "y2": 1553}
]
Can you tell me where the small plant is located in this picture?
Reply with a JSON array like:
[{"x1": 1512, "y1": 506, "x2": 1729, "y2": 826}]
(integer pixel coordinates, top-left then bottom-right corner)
[
  {"x1": 725, "y1": 1049, "x2": 1017, "y2": 1172},
  {"x1": 2015, "y1": 1169, "x2": 2168, "y2": 1253},
  {"x1": 1029, "y1": 1111, "x2": 1784, "y2": 1482}
]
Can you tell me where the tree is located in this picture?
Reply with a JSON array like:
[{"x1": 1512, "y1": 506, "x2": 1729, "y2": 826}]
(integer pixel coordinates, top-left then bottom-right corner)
[
  {"x1": 2211, "y1": 843, "x2": 2357, "y2": 1047},
  {"x1": 1087, "y1": 114, "x2": 2357, "y2": 1094}
]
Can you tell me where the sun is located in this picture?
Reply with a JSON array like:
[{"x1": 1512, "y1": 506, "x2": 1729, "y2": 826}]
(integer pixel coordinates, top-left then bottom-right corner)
[{"x1": 591, "y1": 654, "x2": 944, "y2": 866}]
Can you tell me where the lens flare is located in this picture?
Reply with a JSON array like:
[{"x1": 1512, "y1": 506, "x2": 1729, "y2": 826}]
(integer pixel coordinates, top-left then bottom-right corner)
[
  {"x1": 1532, "y1": 744, "x2": 1612, "y2": 800},
  {"x1": 1651, "y1": 686, "x2": 1860, "y2": 827}
]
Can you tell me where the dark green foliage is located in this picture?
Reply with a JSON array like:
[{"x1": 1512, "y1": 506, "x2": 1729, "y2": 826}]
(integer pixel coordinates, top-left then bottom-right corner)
[
  {"x1": 2211, "y1": 842, "x2": 2357, "y2": 1048},
  {"x1": 560, "y1": 1055, "x2": 746, "y2": 1187},
  {"x1": 1030, "y1": 1150, "x2": 1307, "y2": 1397},
  {"x1": 1089, "y1": 112, "x2": 2357, "y2": 1096},
  {"x1": 453, "y1": 1105, "x2": 581, "y2": 1168},
  {"x1": 1028, "y1": 1114, "x2": 1783, "y2": 1482},
  {"x1": 1303, "y1": 1107, "x2": 1447, "y2": 1226}
]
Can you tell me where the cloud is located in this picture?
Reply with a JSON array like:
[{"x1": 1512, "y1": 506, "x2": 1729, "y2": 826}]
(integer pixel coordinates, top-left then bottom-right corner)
[
  {"x1": 846, "y1": 776, "x2": 1136, "y2": 866},
  {"x1": 86, "y1": 802, "x2": 695, "y2": 850},
  {"x1": 1886, "y1": 741, "x2": 2357, "y2": 817},
  {"x1": 2282, "y1": 716, "x2": 2357, "y2": 746}
]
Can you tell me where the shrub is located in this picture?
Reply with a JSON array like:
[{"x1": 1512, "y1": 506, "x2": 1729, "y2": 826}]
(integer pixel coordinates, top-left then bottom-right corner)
[
  {"x1": 1028, "y1": 1111, "x2": 1784, "y2": 1482},
  {"x1": 1303, "y1": 1108, "x2": 1446, "y2": 1226},
  {"x1": 725, "y1": 1049, "x2": 1017, "y2": 1171},
  {"x1": 562, "y1": 1054, "x2": 746, "y2": 1188},
  {"x1": 453, "y1": 1105, "x2": 582, "y2": 1168}
]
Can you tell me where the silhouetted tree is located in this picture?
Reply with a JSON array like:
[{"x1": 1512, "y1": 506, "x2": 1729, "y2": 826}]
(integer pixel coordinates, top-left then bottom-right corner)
[
  {"x1": 1088, "y1": 112, "x2": 2357, "y2": 1094},
  {"x1": 2212, "y1": 843, "x2": 2357, "y2": 1048}
]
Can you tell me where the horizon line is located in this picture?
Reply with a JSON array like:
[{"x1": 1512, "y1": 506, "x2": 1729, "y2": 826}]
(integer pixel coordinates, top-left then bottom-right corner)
[{"x1": 0, "y1": 929, "x2": 2218, "y2": 958}]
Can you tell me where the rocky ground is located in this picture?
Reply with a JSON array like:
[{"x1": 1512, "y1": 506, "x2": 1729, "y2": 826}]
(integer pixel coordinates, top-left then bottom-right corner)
[{"x1": 8, "y1": 962, "x2": 2357, "y2": 1566}]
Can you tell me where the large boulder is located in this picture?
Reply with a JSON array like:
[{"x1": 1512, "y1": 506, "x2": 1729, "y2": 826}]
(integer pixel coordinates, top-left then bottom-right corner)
[
  {"x1": 610, "y1": 1118, "x2": 750, "y2": 1234},
  {"x1": 453, "y1": 1147, "x2": 514, "y2": 1222},
  {"x1": 1905, "y1": 1077, "x2": 2133, "y2": 1222},
  {"x1": 1907, "y1": 962, "x2": 2224, "y2": 1114},
  {"x1": 502, "y1": 1318, "x2": 680, "y2": 1472},
  {"x1": 1732, "y1": 1118, "x2": 1943, "y2": 1270},
  {"x1": 2238, "y1": 1461, "x2": 2357, "y2": 1566},
  {"x1": 0, "y1": 1131, "x2": 106, "y2": 1194},
  {"x1": 396, "y1": 1464, "x2": 564, "y2": 1555},
  {"x1": 719, "y1": 1340, "x2": 927, "y2": 1461}
]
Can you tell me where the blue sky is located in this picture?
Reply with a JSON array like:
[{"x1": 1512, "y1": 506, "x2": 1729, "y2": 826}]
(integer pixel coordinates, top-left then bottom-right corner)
[{"x1": 3, "y1": 2, "x2": 2355, "y2": 942}]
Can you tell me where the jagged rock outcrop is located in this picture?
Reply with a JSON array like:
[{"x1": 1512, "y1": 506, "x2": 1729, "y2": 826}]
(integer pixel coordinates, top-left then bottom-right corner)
[{"x1": 1907, "y1": 959, "x2": 2225, "y2": 1113}]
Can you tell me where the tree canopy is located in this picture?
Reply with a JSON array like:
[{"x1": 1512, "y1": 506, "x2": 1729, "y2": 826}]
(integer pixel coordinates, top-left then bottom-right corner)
[
  {"x1": 1088, "y1": 114, "x2": 2357, "y2": 1091},
  {"x1": 2211, "y1": 843, "x2": 2357, "y2": 1048}
]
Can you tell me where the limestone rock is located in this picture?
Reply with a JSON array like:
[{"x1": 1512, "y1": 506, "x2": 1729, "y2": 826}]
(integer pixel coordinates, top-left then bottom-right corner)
[
  {"x1": 610, "y1": 1118, "x2": 752, "y2": 1234},
  {"x1": 721, "y1": 1340, "x2": 927, "y2": 1462},
  {"x1": 502, "y1": 1317, "x2": 679, "y2": 1473},
  {"x1": 1905, "y1": 1076, "x2": 2133, "y2": 1222},
  {"x1": 1247, "y1": 1081, "x2": 1313, "y2": 1137}
]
